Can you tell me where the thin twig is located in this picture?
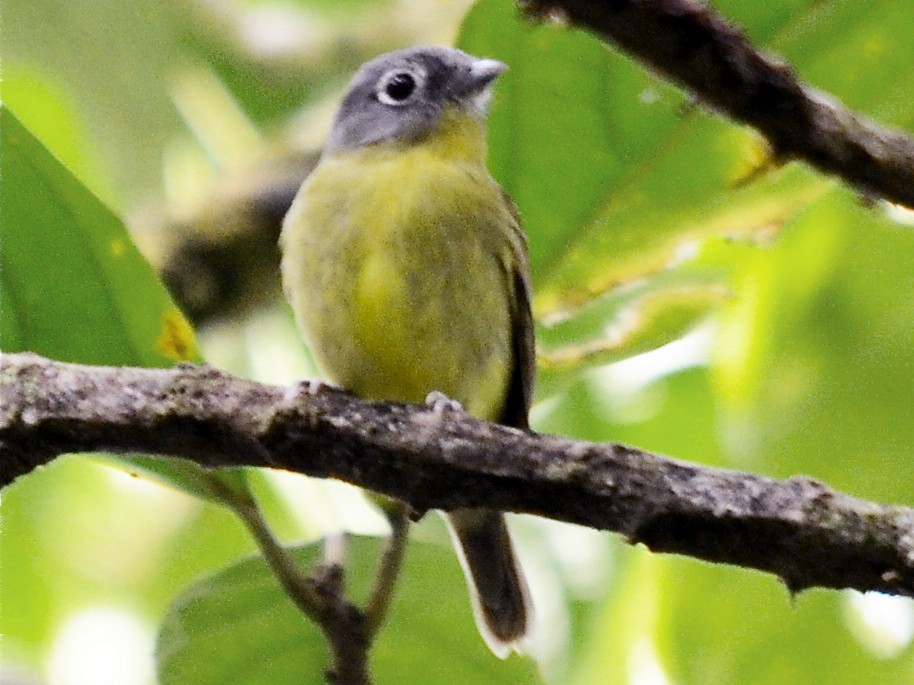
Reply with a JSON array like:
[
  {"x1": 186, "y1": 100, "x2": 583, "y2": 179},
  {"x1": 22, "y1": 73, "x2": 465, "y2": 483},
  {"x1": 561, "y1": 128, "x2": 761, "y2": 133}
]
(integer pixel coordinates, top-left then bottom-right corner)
[
  {"x1": 203, "y1": 475, "x2": 371, "y2": 684},
  {"x1": 229, "y1": 497, "x2": 326, "y2": 624},
  {"x1": 364, "y1": 507, "x2": 411, "y2": 638},
  {"x1": 231, "y1": 498, "x2": 372, "y2": 685}
]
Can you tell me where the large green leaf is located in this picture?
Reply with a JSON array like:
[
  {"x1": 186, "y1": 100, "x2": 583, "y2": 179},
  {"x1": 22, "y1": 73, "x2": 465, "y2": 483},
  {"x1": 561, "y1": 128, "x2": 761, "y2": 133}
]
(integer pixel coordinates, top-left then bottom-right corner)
[
  {"x1": 456, "y1": 1, "x2": 828, "y2": 390},
  {"x1": 458, "y1": 1, "x2": 820, "y2": 313},
  {"x1": 458, "y1": 0, "x2": 914, "y2": 385},
  {"x1": 0, "y1": 105, "x2": 253, "y2": 503},
  {"x1": 0, "y1": 107, "x2": 195, "y2": 365},
  {"x1": 157, "y1": 536, "x2": 542, "y2": 685}
]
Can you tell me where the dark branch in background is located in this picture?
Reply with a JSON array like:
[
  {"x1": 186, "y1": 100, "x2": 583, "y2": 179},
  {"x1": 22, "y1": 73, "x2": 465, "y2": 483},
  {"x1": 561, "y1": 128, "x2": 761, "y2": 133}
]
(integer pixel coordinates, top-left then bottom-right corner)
[
  {"x1": 4, "y1": 353, "x2": 914, "y2": 597},
  {"x1": 521, "y1": 0, "x2": 914, "y2": 209},
  {"x1": 152, "y1": 151, "x2": 318, "y2": 326}
]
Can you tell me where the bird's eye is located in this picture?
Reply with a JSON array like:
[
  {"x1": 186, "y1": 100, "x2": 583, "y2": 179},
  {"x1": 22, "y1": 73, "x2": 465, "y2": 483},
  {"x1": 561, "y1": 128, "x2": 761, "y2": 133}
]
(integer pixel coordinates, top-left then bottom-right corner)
[{"x1": 378, "y1": 71, "x2": 417, "y2": 105}]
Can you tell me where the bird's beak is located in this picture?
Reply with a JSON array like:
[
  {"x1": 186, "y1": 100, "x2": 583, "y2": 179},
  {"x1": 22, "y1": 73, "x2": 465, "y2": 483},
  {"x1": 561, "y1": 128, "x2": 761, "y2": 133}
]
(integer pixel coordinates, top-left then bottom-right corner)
[
  {"x1": 459, "y1": 58, "x2": 508, "y2": 117},
  {"x1": 468, "y1": 59, "x2": 509, "y2": 91}
]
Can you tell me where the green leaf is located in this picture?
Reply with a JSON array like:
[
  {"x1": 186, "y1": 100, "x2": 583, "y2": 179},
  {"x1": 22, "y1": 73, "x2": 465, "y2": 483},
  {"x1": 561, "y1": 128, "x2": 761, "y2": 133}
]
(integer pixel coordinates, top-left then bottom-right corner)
[
  {"x1": 0, "y1": 105, "x2": 246, "y2": 504},
  {"x1": 456, "y1": 0, "x2": 826, "y2": 381},
  {"x1": 91, "y1": 454, "x2": 254, "y2": 508},
  {"x1": 157, "y1": 536, "x2": 542, "y2": 685},
  {"x1": 458, "y1": 0, "x2": 914, "y2": 381},
  {"x1": 536, "y1": 281, "x2": 726, "y2": 399},
  {"x1": 1, "y1": 65, "x2": 115, "y2": 206},
  {"x1": 0, "y1": 106, "x2": 196, "y2": 366},
  {"x1": 458, "y1": 2, "x2": 817, "y2": 312}
]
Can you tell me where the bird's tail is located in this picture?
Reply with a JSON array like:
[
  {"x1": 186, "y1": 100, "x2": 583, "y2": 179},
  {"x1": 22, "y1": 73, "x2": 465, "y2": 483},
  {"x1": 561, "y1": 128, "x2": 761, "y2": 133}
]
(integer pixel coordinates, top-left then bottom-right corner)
[{"x1": 446, "y1": 509, "x2": 532, "y2": 658}]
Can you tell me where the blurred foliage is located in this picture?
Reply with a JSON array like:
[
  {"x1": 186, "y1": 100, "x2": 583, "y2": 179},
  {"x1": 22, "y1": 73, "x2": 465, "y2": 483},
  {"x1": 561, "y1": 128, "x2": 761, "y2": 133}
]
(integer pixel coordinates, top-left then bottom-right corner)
[
  {"x1": 156, "y1": 150, "x2": 319, "y2": 325},
  {"x1": 4, "y1": 0, "x2": 914, "y2": 684}
]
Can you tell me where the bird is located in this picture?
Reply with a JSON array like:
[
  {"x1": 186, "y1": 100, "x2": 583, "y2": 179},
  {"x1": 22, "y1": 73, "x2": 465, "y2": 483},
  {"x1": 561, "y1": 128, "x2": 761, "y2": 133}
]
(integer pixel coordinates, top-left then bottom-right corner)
[{"x1": 280, "y1": 45, "x2": 534, "y2": 656}]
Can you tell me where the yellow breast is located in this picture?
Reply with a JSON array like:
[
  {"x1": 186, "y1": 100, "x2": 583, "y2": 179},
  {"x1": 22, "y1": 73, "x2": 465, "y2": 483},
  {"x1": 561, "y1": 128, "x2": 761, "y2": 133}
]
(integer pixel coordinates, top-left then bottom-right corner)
[{"x1": 280, "y1": 109, "x2": 517, "y2": 421}]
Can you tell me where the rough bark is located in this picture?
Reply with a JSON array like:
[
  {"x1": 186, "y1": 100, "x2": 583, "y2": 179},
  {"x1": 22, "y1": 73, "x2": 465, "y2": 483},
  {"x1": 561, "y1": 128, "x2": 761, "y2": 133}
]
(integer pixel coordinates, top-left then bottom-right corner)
[{"x1": 4, "y1": 352, "x2": 914, "y2": 596}]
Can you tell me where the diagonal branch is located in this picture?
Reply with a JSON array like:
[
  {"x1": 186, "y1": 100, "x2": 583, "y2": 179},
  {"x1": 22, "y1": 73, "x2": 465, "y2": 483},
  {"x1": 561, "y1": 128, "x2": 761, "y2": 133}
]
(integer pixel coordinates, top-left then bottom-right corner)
[
  {"x1": 3, "y1": 352, "x2": 914, "y2": 597},
  {"x1": 521, "y1": 0, "x2": 914, "y2": 209}
]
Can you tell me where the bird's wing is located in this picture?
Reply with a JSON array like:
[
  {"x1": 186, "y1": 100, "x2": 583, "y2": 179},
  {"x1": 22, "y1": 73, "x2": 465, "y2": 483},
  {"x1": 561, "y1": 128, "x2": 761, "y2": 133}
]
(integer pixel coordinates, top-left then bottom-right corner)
[{"x1": 498, "y1": 189, "x2": 536, "y2": 431}]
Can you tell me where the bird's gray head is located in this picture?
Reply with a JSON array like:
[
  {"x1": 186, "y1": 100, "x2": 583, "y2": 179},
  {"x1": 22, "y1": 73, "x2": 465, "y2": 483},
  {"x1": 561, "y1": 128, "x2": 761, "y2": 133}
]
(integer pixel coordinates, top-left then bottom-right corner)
[{"x1": 325, "y1": 46, "x2": 507, "y2": 153}]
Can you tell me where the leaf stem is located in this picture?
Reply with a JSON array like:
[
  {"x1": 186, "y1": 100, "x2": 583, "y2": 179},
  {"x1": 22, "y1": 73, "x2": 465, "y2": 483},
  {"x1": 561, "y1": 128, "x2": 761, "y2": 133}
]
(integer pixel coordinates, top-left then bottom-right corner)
[
  {"x1": 364, "y1": 506, "x2": 410, "y2": 638},
  {"x1": 223, "y1": 487, "x2": 326, "y2": 624}
]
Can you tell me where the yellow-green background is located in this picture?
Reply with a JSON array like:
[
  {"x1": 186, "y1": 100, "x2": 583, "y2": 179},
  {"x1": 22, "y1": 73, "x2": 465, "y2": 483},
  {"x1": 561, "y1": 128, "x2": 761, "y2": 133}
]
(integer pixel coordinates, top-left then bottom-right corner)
[{"x1": 4, "y1": 0, "x2": 914, "y2": 683}]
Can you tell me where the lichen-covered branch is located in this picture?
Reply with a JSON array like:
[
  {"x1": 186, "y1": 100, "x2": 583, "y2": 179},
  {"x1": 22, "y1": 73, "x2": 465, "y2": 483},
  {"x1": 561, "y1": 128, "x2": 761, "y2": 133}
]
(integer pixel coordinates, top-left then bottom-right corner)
[
  {"x1": 521, "y1": 0, "x2": 914, "y2": 209},
  {"x1": 3, "y1": 352, "x2": 914, "y2": 596}
]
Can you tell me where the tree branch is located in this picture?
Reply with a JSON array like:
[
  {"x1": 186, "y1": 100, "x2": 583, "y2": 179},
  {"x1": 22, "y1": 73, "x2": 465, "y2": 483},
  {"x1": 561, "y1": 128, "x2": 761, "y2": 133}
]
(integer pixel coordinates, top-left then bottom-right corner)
[
  {"x1": 521, "y1": 0, "x2": 914, "y2": 209},
  {"x1": 4, "y1": 352, "x2": 914, "y2": 596}
]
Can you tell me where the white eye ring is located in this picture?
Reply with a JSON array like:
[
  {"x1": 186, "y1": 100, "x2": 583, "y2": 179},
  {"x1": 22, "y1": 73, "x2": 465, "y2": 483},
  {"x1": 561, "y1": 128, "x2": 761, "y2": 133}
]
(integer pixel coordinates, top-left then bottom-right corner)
[{"x1": 376, "y1": 68, "x2": 425, "y2": 106}]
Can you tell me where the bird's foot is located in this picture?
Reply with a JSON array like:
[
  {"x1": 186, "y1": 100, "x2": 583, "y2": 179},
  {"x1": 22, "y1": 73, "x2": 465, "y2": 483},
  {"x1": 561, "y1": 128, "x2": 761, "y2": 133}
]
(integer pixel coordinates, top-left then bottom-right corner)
[{"x1": 425, "y1": 390, "x2": 464, "y2": 416}]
